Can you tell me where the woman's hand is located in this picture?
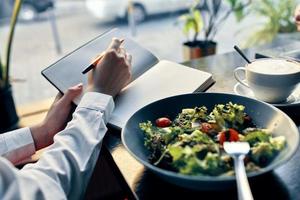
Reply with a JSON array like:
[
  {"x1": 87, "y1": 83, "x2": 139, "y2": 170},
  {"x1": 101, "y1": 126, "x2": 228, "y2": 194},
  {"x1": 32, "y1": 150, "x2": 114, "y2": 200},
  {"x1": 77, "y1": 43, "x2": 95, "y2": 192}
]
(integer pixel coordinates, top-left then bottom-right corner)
[
  {"x1": 30, "y1": 84, "x2": 83, "y2": 150},
  {"x1": 30, "y1": 38, "x2": 132, "y2": 150},
  {"x1": 87, "y1": 38, "x2": 132, "y2": 97}
]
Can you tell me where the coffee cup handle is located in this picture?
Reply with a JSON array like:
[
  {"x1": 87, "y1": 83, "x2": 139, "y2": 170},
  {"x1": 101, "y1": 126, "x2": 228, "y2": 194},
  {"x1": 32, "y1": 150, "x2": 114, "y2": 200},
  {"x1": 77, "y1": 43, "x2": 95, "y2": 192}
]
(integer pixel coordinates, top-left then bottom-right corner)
[{"x1": 234, "y1": 67, "x2": 249, "y2": 88}]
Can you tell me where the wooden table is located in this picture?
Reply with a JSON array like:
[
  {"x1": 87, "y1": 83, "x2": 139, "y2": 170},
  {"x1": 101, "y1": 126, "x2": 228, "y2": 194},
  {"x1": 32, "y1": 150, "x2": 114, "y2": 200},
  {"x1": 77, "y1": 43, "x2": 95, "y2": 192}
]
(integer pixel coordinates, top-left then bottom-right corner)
[{"x1": 105, "y1": 39, "x2": 300, "y2": 200}]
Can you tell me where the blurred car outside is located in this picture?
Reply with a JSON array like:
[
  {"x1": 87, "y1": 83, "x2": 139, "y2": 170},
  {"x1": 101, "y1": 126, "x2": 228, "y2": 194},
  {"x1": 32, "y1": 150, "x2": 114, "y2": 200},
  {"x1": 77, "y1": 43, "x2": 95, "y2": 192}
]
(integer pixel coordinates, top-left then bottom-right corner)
[
  {"x1": 0, "y1": 0, "x2": 54, "y2": 22},
  {"x1": 85, "y1": 0, "x2": 205, "y2": 23},
  {"x1": 19, "y1": 0, "x2": 55, "y2": 21}
]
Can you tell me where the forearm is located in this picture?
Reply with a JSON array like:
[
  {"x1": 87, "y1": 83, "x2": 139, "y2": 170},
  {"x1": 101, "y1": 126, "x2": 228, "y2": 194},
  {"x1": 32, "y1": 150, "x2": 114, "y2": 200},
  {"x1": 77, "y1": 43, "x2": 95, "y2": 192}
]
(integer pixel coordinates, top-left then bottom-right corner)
[
  {"x1": 0, "y1": 114, "x2": 104, "y2": 200},
  {"x1": 0, "y1": 127, "x2": 36, "y2": 165},
  {"x1": 0, "y1": 92, "x2": 114, "y2": 199},
  {"x1": 0, "y1": 122, "x2": 60, "y2": 165},
  {"x1": 21, "y1": 92, "x2": 114, "y2": 199},
  {"x1": 30, "y1": 123, "x2": 51, "y2": 151}
]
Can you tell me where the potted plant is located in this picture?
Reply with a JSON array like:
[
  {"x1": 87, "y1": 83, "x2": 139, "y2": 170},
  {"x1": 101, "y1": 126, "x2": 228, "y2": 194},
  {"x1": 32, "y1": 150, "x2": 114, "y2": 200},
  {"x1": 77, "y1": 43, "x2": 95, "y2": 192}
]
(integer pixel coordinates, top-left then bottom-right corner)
[
  {"x1": 179, "y1": 0, "x2": 251, "y2": 60},
  {"x1": 239, "y1": 0, "x2": 297, "y2": 47},
  {"x1": 0, "y1": 0, "x2": 23, "y2": 133}
]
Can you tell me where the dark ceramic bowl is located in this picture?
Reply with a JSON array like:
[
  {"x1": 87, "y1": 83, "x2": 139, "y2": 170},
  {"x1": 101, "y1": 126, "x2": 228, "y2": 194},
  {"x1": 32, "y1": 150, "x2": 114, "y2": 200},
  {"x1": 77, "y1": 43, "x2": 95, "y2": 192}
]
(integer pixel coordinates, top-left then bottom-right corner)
[{"x1": 121, "y1": 93, "x2": 299, "y2": 190}]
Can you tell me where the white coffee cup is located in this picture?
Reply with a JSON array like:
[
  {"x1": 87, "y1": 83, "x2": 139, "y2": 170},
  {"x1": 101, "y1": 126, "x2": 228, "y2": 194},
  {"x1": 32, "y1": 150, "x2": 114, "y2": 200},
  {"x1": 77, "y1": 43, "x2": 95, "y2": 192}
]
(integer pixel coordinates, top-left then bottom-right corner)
[{"x1": 234, "y1": 58, "x2": 300, "y2": 103}]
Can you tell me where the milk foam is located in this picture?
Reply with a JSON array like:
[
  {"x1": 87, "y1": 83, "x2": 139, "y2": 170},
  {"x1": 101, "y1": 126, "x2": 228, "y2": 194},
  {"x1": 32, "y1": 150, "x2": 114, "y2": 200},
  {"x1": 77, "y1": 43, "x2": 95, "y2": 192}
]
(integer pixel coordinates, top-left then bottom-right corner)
[{"x1": 248, "y1": 59, "x2": 300, "y2": 74}]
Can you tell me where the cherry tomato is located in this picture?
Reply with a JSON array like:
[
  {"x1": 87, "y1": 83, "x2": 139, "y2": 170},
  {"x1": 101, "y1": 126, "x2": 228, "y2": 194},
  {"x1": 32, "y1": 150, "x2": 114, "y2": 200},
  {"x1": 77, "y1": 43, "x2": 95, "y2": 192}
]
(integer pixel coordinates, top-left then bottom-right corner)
[
  {"x1": 219, "y1": 128, "x2": 239, "y2": 145},
  {"x1": 200, "y1": 123, "x2": 212, "y2": 133},
  {"x1": 156, "y1": 117, "x2": 172, "y2": 127}
]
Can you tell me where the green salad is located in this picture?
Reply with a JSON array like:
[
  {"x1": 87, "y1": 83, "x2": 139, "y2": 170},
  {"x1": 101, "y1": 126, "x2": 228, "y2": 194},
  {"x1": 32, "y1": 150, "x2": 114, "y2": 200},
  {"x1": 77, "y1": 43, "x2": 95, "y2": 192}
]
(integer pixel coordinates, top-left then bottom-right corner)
[{"x1": 139, "y1": 102, "x2": 286, "y2": 176}]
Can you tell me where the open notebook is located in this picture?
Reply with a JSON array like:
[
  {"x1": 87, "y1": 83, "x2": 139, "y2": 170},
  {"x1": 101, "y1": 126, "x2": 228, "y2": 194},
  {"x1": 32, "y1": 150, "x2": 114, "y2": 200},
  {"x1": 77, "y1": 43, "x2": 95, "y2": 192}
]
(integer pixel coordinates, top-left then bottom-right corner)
[{"x1": 42, "y1": 29, "x2": 214, "y2": 129}]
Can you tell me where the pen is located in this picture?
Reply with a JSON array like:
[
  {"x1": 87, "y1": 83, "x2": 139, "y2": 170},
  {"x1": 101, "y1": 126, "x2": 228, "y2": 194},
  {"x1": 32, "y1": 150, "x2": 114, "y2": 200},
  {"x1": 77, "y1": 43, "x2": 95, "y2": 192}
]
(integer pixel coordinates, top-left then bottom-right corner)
[
  {"x1": 82, "y1": 39, "x2": 124, "y2": 74},
  {"x1": 82, "y1": 54, "x2": 103, "y2": 74}
]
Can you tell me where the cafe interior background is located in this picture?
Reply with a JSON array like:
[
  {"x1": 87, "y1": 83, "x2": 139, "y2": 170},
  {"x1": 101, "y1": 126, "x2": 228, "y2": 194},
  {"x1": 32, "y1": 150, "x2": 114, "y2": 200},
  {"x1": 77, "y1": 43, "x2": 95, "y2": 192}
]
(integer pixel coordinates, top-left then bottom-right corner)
[{"x1": 0, "y1": 0, "x2": 299, "y2": 111}]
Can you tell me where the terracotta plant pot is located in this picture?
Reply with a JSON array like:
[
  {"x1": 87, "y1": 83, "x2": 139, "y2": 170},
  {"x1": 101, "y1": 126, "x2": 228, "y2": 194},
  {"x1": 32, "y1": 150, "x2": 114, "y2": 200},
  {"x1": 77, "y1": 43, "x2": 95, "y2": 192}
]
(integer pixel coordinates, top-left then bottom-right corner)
[
  {"x1": 0, "y1": 86, "x2": 19, "y2": 133},
  {"x1": 183, "y1": 40, "x2": 217, "y2": 61}
]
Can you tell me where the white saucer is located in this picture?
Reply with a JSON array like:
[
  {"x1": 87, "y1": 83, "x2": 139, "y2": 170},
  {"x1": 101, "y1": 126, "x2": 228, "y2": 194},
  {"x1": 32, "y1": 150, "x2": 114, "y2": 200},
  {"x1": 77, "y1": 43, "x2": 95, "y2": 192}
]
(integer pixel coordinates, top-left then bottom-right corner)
[{"x1": 234, "y1": 83, "x2": 300, "y2": 107}]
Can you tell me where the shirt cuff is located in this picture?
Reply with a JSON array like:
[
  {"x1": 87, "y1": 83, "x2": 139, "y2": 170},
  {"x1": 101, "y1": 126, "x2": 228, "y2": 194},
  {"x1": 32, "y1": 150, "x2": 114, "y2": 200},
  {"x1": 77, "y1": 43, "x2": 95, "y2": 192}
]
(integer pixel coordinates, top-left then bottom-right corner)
[
  {"x1": 78, "y1": 92, "x2": 115, "y2": 124},
  {"x1": 0, "y1": 127, "x2": 36, "y2": 164}
]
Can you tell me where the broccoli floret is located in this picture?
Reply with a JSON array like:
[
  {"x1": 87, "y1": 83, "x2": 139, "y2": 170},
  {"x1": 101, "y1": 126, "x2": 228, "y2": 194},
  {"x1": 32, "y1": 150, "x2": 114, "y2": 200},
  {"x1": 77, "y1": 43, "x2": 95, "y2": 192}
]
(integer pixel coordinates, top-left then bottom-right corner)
[
  {"x1": 140, "y1": 121, "x2": 157, "y2": 150},
  {"x1": 160, "y1": 127, "x2": 180, "y2": 144},
  {"x1": 210, "y1": 102, "x2": 246, "y2": 129},
  {"x1": 270, "y1": 136, "x2": 286, "y2": 151},
  {"x1": 168, "y1": 144, "x2": 224, "y2": 175},
  {"x1": 168, "y1": 145, "x2": 202, "y2": 175},
  {"x1": 194, "y1": 106, "x2": 208, "y2": 120},
  {"x1": 170, "y1": 149, "x2": 228, "y2": 176},
  {"x1": 178, "y1": 155, "x2": 203, "y2": 175},
  {"x1": 250, "y1": 142, "x2": 277, "y2": 167},
  {"x1": 243, "y1": 130, "x2": 270, "y2": 147},
  {"x1": 140, "y1": 121, "x2": 175, "y2": 163},
  {"x1": 196, "y1": 152, "x2": 229, "y2": 176},
  {"x1": 140, "y1": 121, "x2": 153, "y2": 134},
  {"x1": 177, "y1": 130, "x2": 215, "y2": 147},
  {"x1": 202, "y1": 153, "x2": 226, "y2": 174},
  {"x1": 194, "y1": 144, "x2": 219, "y2": 159},
  {"x1": 181, "y1": 108, "x2": 195, "y2": 115},
  {"x1": 175, "y1": 107, "x2": 208, "y2": 128}
]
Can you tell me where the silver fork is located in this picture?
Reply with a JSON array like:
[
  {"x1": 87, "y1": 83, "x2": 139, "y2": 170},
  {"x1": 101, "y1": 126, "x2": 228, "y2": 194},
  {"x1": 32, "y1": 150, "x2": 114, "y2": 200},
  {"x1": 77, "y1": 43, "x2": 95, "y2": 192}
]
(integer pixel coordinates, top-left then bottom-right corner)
[{"x1": 224, "y1": 142, "x2": 254, "y2": 200}]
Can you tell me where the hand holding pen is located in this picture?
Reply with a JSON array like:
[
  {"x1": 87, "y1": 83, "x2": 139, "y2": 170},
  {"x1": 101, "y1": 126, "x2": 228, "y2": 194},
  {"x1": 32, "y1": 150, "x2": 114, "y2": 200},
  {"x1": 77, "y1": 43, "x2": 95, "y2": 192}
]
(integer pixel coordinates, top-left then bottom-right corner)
[
  {"x1": 82, "y1": 38, "x2": 126, "y2": 74},
  {"x1": 86, "y1": 38, "x2": 133, "y2": 97}
]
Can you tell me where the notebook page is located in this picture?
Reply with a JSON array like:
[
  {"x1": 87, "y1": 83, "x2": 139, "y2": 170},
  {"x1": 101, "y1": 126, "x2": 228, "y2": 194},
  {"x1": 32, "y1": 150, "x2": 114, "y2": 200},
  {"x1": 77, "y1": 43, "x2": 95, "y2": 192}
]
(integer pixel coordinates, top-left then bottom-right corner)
[{"x1": 109, "y1": 60, "x2": 212, "y2": 129}]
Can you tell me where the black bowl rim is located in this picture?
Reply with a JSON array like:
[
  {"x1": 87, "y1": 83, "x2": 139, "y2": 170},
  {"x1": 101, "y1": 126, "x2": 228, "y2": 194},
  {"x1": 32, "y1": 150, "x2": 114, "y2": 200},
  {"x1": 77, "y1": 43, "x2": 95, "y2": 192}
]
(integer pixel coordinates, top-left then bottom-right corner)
[{"x1": 121, "y1": 92, "x2": 300, "y2": 182}]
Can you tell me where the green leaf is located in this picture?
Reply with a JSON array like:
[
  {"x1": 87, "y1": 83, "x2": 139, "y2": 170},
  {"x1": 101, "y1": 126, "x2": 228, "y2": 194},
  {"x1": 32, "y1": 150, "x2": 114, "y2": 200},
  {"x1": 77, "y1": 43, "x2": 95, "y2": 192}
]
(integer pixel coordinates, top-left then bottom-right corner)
[
  {"x1": 193, "y1": 9, "x2": 203, "y2": 33},
  {"x1": 169, "y1": 145, "x2": 183, "y2": 161},
  {"x1": 234, "y1": 10, "x2": 243, "y2": 22},
  {"x1": 234, "y1": 2, "x2": 246, "y2": 22},
  {"x1": 183, "y1": 18, "x2": 196, "y2": 35},
  {"x1": 226, "y1": 0, "x2": 237, "y2": 7},
  {"x1": 178, "y1": 2, "x2": 204, "y2": 41}
]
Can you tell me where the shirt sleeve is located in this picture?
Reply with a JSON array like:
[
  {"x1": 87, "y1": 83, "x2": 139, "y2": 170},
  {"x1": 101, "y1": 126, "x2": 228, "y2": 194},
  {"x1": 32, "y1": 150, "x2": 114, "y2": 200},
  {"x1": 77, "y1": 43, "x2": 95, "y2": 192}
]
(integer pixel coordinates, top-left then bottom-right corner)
[
  {"x1": 0, "y1": 127, "x2": 36, "y2": 165},
  {"x1": 0, "y1": 92, "x2": 114, "y2": 200}
]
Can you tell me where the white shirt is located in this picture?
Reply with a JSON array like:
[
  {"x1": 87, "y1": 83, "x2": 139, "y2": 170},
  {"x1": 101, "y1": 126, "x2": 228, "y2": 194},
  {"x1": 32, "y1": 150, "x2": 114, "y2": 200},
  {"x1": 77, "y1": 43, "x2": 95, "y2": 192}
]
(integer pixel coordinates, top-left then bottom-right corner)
[{"x1": 0, "y1": 92, "x2": 114, "y2": 200}]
